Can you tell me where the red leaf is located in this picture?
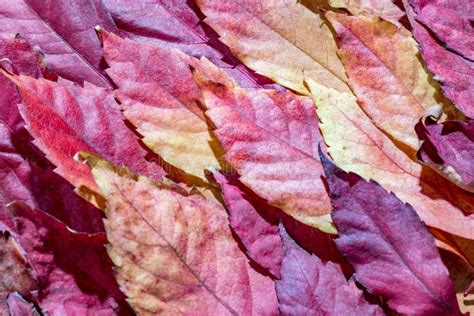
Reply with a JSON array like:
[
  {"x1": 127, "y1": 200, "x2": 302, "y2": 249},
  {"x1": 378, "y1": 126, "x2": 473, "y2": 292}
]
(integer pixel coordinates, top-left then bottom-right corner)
[
  {"x1": 212, "y1": 170, "x2": 283, "y2": 278},
  {"x1": 0, "y1": 0, "x2": 118, "y2": 87},
  {"x1": 7, "y1": 292, "x2": 40, "y2": 316},
  {"x1": 416, "y1": 118, "x2": 474, "y2": 192},
  {"x1": 404, "y1": 1, "x2": 474, "y2": 117},
  {"x1": 5, "y1": 202, "x2": 131, "y2": 315},
  {"x1": 320, "y1": 150, "x2": 461, "y2": 315},
  {"x1": 196, "y1": 72, "x2": 334, "y2": 233},
  {"x1": 276, "y1": 225, "x2": 384, "y2": 315},
  {"x1": 407, "y1": 0, "x2": 473, "y2": 61},
  {"x1": 102, "y1": 0, "x2": 274, "y2": 88},
  {"x1": 5, "y1": 74, "x2": 165, "y2": 195}
]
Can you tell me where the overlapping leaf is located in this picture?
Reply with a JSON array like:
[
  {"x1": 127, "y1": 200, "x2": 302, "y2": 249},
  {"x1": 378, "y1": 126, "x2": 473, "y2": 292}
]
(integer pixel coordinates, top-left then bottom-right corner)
[
  {"x1": 6, "y1": 292, "x2": 40, "y2": 316},
  {"x1": 276, "y1": 226, "x2": 384, "y2": 315},
  {"x1": 320, "y1": 151, "x2": 460, "y2": 315},
  {"x1": 196, "y1": 69, "x2": 334, "y2": 233},
  {"x1": 326, "y1": 13, "x2": 458, "y2": 153},
  {"x1": 416, "y1": 118, "x2": 474, "y2": 192},
  {"x1": 309, "y1": 81, "x2": 474, "y2": 239},
  {"x1": 84, "y1": 154, "x2": 278, "y2": 315},
  {"x1": 212, "y1": 171, "x2": 283, "y2": 278},
  {"x1": 404, "y1": 1, "x2": 474, "y2": 118},
  {"x1": 328, "y1": 0, "x2": 404, "y2": 26},
  {"x1": 101, "y1": 30, "x2": 222, "y2": 181},
  {"x1": 5, "y1": 202, "x2": 129, "y2": 315},
  {"x1": 196, "y1": 0, "x2": 350, "y2": 94},
  {"x1": 4, "y1": 73, "x2": 165, "y2": 199}
]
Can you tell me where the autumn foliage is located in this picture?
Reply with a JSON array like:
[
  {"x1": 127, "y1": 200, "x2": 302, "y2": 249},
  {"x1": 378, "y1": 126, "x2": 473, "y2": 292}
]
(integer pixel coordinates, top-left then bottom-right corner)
[{"x1": 0, "y1": 0, "x2": 473, "y2": 315}]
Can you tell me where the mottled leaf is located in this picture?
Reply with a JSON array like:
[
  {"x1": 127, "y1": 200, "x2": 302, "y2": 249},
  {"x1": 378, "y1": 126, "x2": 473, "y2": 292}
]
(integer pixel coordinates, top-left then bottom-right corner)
[
  {"x1": 328, "y1": 0, "x2": 404, "y2": 26},
  {"x1": 4, "y1": 73, "x2": 165, "y2": 199},
  {"x1": 196, "y1": 0, "x2": 350, "y2": 94},
  {"x1": 404, "y1": 1, "x2": 474, "y2": 118},
  {"x1": 416, "y1": 118, "x2": 474, "y2": 192},
  {"x1": 407, "y1": 0, "x2": 473, "y2": 61},
  {"x1": 6, "y1": 202, "x2": 130, "y2": 315},
  {"x1": 320, "y1": 150, "x2": 461, "y2": 315},
  {"x1": 101, "y1": 30, "x2": 221, "y2": 181},
  {"x1": 212, "y1": 170, "x2": 283, "y2": 278},
  {"x1": 197, "y1": 71, "x2": 334, "y2": 233},
  {"x1": 326, "y1": 13, "x2": 457, "y2": 152},
  {"x1": 84, "y1": 154, "x2": 278, "y2": 315},
  {"x1": 309, "y1": 81, "x2": 474, "y2": 239},
  {"x1": 276, "y1": 225, "x2": 384, "y2": 315},
  {"x1": 0, "y1": 0, "x2": 118, "y2": 87}
]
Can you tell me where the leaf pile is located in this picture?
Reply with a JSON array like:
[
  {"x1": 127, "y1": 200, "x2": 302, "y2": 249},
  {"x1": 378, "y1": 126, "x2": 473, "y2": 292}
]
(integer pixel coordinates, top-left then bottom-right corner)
[{"x1": 0, "y1": 0, "x2": 473, "y2": 315}]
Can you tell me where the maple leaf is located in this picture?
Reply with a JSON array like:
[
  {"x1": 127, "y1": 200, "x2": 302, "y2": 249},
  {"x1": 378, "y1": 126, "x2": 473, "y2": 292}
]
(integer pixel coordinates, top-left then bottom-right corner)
[
  {"x1": 308, "y1": 81, "x2": 474, "y2": 240},
  {"x1": 196, "y1": 0, "x2": 350, "y2": 95},
  {"x1": 3, "y1": 73, "x2": 165, "y2": 203},
  {"x1": 83, "y1": 153, "x2": 278, "y2": 315},
  {"x1": 6, "y1": 292, "x2": 40, "y2": 316},
  {"x1": 403, "y1": 1, "x2": 474, "y2": 118},
  {"x1": 212, "y1": 170, "x2": 283, "y2": 278},
  {"x1": 319, "y1": 150, "x2": 461, "y2": 315},
  {"x1": 196, "y1": 70, "x2": 334, "y2": 233},
  {"x1": 328, "y1": 0, "x2": 404, "y2": 26},
  {"x1": 416, "y1": 118, "x2": 474, "y2": 192},
  {"x1": 326, "y1": 12, "x2": 458, "y2": 153},
  {"x1": 100, "y1": 30, "x2": 222, "y2": 182},
  {"x1": 276, "y1": 225, "x2": 384, "y2": 315},
  {"x1": 5, "y1": 202, "x2": 130, "y2": 315}
]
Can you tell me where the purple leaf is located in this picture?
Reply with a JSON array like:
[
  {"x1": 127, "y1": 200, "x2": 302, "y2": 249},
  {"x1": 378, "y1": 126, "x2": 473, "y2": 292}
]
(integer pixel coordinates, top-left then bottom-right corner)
[
  {"x1": 319, "y1": 149, "x2": 461, "y2": 315},
  {"x1": 276, "y1": 225, "x2": 384, "y2": 315}
]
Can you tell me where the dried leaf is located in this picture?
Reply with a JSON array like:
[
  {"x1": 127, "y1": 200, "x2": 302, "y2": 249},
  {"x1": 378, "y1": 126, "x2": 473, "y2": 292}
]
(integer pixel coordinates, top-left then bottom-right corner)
[
  {"x1": 212, "y1": 171, "x2": 283, "y2": 278},
  {"x1": 416, "y1": 118, "x2": 474, "y2": 192},
  {"x1": 85, "y1": 154, "x2": 278, "y2": 315},
  {"x1": 101, "y1": 30, "x2": 221, "y2": 181},
  {"x1": 197, "y1": 72, "x2": 334, "y2": 233},
  {"x1": 328, "y1": 0, "x2": 404, "y2": 26},
  {"x1": 320, "y1": 150, "x2": 461, "y2": 315},
  {"x1": 326, "y1": 13, "x2": 456, "y2": 152},
  {"x1": 196, "y1": 0, "x2": 350, "y2": 94},
  {"x1": 6, "y1": 202, "x2": 129, "y2": 315},
  {"x1": 404, "y1": 1, "x2": 474, "y2": 118},
  {"x1": 276, "y1": 225, "x2": 384, "y2": 315},
  {"x1": 308, "y1": 80, "x2": 474, "y2": 239},
  {"x1": 4, "y1": 73, "x2": 165, "y2": 198}
]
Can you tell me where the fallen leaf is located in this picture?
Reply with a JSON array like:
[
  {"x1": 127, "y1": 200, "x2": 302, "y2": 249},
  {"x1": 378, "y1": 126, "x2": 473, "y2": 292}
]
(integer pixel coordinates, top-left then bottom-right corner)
[
  {"x1": 328, "y1": 0, "x2": 404, "y2": 26},
  {"x1": 416, "y1": 118, "x2": 474, "y2": 192},
  {"x1": 404, "y1": 1, "x2": 474, "y2": 118},
  {"x1": 309, "y1": 80, "x2": 474, "y2": 239},
  {"x1": 7, "y1": 292, "x2": 40, "y2": 316},
  {"x1": 0, "y1": 232, "x2": 37, "y2": 313},
  {"x1": 85, "y1": 153, "x2": 279, "y2": 315},
  {"x1": 212, "y1": 170, "x2": 283, "y2": 278},
  {"x1": 407, "y1": 0, "x2": 473, "y2": 61},
  {"x1": 196, "y1": 0, "x2": 350, "y2": 94},
  {"x1": 319, "y1": 149, "x2": 461, "y2": 315},
  {"x1": 6, "y1": 202, "x2": 130, "y2": 315},
  {"x1": 101, "y1": 30, "x2": 221, "y2": 182},
  {"x1": 0, "y1": 0, "x2": 119, "y2": 87},
  {"x1": 4, "y1": 73, "x2": 165, "y2": 199},
  {"x1": 326, "y1": 12, "x2": 457, "y2": 152},
  {"x1": 276, "y1": 225, "x2": 384, "y2": 315},
  {"x1": 102, "y1": 0, "x2": 275, "y2": 88},
  {"x1": 197, "y1": 72, "x2": 334, "y2": 233}
]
